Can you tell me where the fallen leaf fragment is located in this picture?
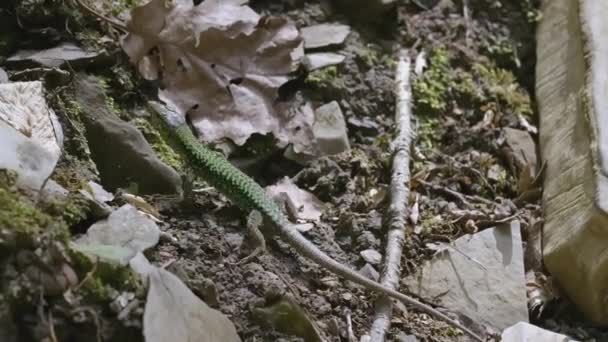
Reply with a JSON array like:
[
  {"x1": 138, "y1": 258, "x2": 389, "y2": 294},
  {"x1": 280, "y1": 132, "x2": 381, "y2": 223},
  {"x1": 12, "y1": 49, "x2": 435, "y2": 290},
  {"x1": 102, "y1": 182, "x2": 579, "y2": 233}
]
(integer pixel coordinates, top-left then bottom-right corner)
[
  {"x1": 0, "y1": 81, "x2": 62, "y2": 159},
  {"x1": 121, "y1": 0, "x2": 304, "y2": 146},
  {"x1": 129, "y1": 254, "x2": 242, "y2": 342},
  {"x1": 265, "y1": 176, "x2": 325, "y2": 222}
]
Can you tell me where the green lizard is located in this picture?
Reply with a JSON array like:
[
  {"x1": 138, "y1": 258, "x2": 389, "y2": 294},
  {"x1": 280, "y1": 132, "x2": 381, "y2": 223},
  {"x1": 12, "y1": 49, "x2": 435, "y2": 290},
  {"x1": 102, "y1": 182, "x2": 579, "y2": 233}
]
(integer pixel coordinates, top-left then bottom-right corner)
[{"x1": 149, "y1": 102, "x2": 483, "y2": 341}]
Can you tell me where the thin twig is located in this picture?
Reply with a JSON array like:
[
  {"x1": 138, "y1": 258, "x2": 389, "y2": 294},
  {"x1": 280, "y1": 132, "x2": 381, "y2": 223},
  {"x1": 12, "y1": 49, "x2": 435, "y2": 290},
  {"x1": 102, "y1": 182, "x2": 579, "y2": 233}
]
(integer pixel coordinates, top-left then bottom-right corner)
[
  {"x1": 48, "y1": 310, "x2": 59, "y2": 342},
  {"x1": 463, "y1": 0, "x2": 471, "y2": 46},
  {"x1": 73, "y1": 259, "x2": 98, "y2": 292},
  {"x1": 73, "y1": 0, "x2": 128, "y2": 32},
  {"x1": 368, "y1": 49, "x2": 412, "y2": 342}
]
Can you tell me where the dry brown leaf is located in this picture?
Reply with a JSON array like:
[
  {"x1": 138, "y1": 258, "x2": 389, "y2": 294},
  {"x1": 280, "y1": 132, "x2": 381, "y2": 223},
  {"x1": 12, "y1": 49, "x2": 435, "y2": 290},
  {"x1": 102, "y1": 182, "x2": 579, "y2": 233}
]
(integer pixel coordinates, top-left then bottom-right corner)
[
  {"x1": 121, "y1": 0, "x2": 305, "y2": 146},
  {"x1": 265, "y1": 176, "x2": 325, "y2": 222}
]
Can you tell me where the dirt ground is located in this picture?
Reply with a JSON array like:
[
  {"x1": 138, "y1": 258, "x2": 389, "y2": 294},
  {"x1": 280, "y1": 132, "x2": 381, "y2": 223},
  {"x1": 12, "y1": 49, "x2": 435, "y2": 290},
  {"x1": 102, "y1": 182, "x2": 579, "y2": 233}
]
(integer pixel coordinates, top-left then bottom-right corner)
[{"x1": 3, "y1": 0, "x2": 608, "y2": 341}]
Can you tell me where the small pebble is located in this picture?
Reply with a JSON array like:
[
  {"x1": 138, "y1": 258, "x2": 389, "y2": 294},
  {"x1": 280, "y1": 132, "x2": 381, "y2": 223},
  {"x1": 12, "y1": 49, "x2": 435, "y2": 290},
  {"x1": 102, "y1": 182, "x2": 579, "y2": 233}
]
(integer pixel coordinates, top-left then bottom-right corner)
[
  {"x1": 360, "y1": 249, "x2": 382, "y2": 265},
  {"x1": 358, "y1": 263, "x2": 379, "y2": 282}
]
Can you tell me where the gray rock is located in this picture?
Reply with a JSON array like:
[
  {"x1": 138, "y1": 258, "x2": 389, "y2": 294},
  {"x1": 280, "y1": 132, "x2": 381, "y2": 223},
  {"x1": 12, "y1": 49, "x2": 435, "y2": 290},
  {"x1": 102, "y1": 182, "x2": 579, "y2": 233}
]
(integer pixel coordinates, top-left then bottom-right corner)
[
  {"x1": 39, "y1": 179, "x2": 69, "y2": 203},
  {"x1": 74, "y1": 75, "x2": 182, "y2": 195},
  {"x1": 304, "y1": 52, "x2": 345, "y2": 71},
  {"x1": 313, "y1": 101, "x2": 350, "y2": 156},
  {"x1": 347, "y1": 116, "x2": 381, "y2": 135},
  {"x1": 0, "y1": 120, "x2": 58, "y2": 191},
  {"x1": 404, "y1": 220, "x2": 528, "y2": 331},
  {"x1": 502, "y1": 127, "x2": 537, "y2": 174},
  {"x1": 360, "y1": 249, "x2": 382, "y2": 265},
  {"x1": 0, "y1": 68, "x2": 8, "y2": 83},
  {"x1": 356, "y1": 230, "x2": 379, "y2": 249},
  {"x1": 301, "y1": 24, "x2": 351, "y2": 49}
]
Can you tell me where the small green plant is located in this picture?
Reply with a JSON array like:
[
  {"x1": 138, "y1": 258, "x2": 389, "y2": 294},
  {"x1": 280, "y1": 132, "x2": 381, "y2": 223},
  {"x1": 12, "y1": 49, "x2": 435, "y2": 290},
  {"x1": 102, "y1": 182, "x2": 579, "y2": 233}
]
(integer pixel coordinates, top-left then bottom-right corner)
[{"x1": 413, "y1": 48, "x2": 451, "y2": 116}]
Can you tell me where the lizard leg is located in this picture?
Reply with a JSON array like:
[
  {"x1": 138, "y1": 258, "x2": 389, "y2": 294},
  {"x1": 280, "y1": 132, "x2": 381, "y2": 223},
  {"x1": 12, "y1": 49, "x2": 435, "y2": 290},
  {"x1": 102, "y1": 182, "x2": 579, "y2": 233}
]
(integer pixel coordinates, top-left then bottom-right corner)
[
  {"x1": 234, "y1": 194, "x2": 294, "y2": 265},
  {"x1": 235, "y1": 210, "x2": 266, "y2": 265}
]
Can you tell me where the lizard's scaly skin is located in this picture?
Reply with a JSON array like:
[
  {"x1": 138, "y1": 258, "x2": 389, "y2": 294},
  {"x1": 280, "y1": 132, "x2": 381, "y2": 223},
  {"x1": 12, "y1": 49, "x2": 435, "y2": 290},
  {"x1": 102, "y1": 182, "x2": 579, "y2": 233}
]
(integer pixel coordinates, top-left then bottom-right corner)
[{"x1": 175, "y1": 125, "x2": 483, "y2": 341}]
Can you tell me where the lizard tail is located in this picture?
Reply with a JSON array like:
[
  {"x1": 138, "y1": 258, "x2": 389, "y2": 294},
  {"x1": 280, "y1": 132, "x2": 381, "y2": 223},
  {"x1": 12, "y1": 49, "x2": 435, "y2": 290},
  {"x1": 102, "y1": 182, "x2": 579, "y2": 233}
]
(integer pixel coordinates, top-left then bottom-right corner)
[{"x1": 278, "y1": 225, "x2": 484, "y2": 342}]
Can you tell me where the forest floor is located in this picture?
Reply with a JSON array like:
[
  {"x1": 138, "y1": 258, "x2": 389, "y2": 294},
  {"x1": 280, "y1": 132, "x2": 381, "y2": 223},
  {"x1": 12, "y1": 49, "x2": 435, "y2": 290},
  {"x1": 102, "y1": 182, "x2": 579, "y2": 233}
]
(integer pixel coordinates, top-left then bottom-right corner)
[{"x1": 1, "y1": 0, "x2": 606, "y2": 341}]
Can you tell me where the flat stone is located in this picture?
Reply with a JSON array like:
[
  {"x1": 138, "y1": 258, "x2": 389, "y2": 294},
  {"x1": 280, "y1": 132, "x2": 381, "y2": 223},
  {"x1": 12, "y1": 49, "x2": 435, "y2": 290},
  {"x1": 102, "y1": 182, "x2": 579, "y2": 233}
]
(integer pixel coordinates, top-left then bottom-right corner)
[
  {"x1": 304, "y1": 52, "x2": 345, "y2": 71},
  {"x1": 360, "y1": 249, "x2": 382, "y2": 265},
  {"x1": 6, "y1": 42, "x2": 102, "y2": 68},
  {"x1": 301, "y1": 24, "x2": 351, "y2": 49},
  {"x1": 501, "y1": 322, "x2": 573, "y2": 342},
  {"x1": 403, "y1": 220, "x2": 528, "y2": 331},
  {"x1": 313, "y1": 101, "x2": 350, "y2": 156}
]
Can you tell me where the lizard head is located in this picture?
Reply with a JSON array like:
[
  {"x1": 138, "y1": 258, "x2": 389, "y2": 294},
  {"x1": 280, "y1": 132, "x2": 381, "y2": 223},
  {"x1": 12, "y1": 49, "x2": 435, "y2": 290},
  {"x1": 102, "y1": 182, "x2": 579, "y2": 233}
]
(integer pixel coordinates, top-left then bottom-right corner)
[{"x1": 147, "y1": 100, "x2": 186, "y2": 128}]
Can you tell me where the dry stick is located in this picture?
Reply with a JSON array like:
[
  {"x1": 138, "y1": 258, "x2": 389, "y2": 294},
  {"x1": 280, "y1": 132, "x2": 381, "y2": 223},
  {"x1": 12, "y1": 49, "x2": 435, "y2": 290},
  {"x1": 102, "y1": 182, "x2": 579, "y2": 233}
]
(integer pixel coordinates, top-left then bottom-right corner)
[
  {"x1": 367, "y1": 49, "x2": 413, "y2": 342},
  {"x1": 73, "y1": 0, "x2": 128, "y2": 32}
]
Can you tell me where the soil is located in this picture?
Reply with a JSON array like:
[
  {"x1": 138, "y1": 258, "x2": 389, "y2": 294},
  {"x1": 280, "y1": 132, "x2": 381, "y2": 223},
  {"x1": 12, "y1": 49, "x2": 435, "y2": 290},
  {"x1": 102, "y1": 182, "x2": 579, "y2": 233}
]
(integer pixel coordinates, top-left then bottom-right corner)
[{"x1": 2, "y1": 0, "x2": 607, "y2": 341}]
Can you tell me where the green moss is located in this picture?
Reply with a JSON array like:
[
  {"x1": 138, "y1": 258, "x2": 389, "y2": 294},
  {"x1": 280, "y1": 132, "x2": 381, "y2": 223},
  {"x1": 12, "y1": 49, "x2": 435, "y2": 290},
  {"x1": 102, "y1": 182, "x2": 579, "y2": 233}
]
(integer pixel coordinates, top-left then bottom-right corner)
[
  {"x1": 306, "y1": 66, "x2": 339, "y2": 88},
  {"x1": 0, "y1": 179, "x2": 70, "y2": 252},
  {"x1": 420, "y1": 213, "x2": 443, "y2": 236},
  {"x1": 357, "y1": 47, "x2": 380, "y2": 68},
  {"x1": 109, "y1": 0, "x2": 139, "y2": 16},
  {"x1": 417, "y1": 117, "x2": 440, "y2": 150},
  {"x1": 413, "y1": 48, "x2": 532, "y2": 120},
  {"x1": 0, "y1": 190, "x2": 50, "y2": 238},
  {"x1": 471, "y1": 62, "x2": 533, "y2": 118},
  {"x1": 413, "y1": 48, "x2": 451, "y2": 116},
  {"x1": 131, "y1": 116, "x2": 186, "y2": 172},
  {"x1": 62, "y1": 193, "x2": 92, "y2": 227},
  {"x1": 67, "y1": 247, "x2": 141, "y2": 302}
]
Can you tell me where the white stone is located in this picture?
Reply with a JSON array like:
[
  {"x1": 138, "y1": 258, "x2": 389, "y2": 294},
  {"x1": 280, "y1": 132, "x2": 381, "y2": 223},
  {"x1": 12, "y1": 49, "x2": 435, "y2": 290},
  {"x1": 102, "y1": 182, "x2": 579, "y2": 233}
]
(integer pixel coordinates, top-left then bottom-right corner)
[
  {"x1": 501, "y1": 322, "x2": 576, "y2": 342},
  {"x1": 313, "y1": 101, "x2": 350, "y2": 156},
  {"x1": 305, "y1": 52, "x2": 345, "y2": 71},
  {"x1": 360, "y1": 249, "x2": 382, "y2": 265},
  {"x1": 301, "y1": 24, "x2": 350, "y2": 49}
]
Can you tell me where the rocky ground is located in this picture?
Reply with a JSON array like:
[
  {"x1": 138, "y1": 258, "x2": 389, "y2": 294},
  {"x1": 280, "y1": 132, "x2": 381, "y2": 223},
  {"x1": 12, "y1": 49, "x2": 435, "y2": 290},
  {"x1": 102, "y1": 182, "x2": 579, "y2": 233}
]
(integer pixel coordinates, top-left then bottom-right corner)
[{"x1": 2, "y1": 0, "x2": 608, "y2": 341}]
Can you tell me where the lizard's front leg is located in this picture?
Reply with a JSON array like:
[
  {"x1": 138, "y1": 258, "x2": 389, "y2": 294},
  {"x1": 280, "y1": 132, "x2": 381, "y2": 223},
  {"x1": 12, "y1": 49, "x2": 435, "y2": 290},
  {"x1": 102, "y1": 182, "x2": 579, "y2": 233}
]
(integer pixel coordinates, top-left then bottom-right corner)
[
  {"x1": 234, "y1": 210, "x2": 266, "y2": 265},
  {"x1": 235, "y1": 192, "x2": 297, "y2": 265}
]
